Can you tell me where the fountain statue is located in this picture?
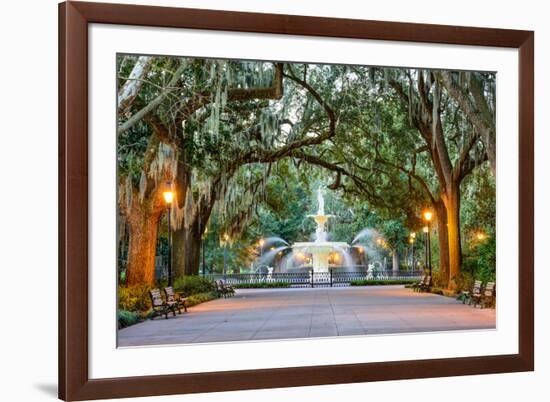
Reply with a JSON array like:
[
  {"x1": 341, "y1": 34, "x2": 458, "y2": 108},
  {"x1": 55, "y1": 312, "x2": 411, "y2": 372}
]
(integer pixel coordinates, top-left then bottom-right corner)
[{"x1": 290, "y1": 188, "x2": 350, "y2": 273}]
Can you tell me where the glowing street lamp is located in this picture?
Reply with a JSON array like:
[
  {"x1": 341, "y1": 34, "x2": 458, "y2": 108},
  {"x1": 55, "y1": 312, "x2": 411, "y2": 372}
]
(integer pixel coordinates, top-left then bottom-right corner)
[
  {"x1": 476, "y1": 232, "x2": 486, "y2": 241},
  {"x1": 423, "y1": 210, "x2": 433, "y2": 222},
  {"x1": 162, "y1": 190, "x2": 174, "y2": 204},
  {"x1": 163, "y1": 188, "x2": 174, "y2": 286},
  {"x1": 423, "y1": 210, "x2": 433, "y2": 284}
]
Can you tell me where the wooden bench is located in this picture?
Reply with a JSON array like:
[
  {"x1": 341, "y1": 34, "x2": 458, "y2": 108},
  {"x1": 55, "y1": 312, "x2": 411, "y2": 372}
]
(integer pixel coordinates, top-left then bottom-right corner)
[
  {"x1": 459, "y1": 280, "x2": 482, "y2": 304},
  {"x1": 216, "y1": 280, "x2": 235, "y2": 297},
  {"x1": 413, "y1": 275, "x2": 431, "y2": 292},
  {"x1": 472, "y1": 282, "x2": 495, "y2": 308},
  {"x1": 411, "y1": 274, "x2": 427, "y2": 292},
  {"x1": 164, "y1": 286, "x2": 188, "y2": 313},
  {"x1": 149, "y1": 288, "x2": 176, "y2": 319}
]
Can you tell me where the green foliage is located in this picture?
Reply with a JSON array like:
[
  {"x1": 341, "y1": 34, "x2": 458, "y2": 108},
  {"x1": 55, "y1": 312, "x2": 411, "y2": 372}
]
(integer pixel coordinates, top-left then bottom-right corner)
[
  {"x1": 232, "y1": 282, "x2": 291, "y2": 289},
  {"x1": 117, "y1": 55, "x2": 496, "y2": 287},
  {"x1": 117, "y1": 310, "x2": 140, "y2": 329},
  {"x1": 462, "y1": 234, "x2": 496, "y2": 284},
  {"x1": 118, "y1": 284, "x2": 152, "y2": 312},
  {"x1": 173, "y1": 275, "x2": 216, "y2": 296},
  {"x1": 350, "y1": 279, "x2": 417, "y2": 286},
  {"x1": 185, "y1": 292, "x2": 218, "y2": 307},
  {"x1": 459, "y1": 167, "x2": 496, "y2": 287}
]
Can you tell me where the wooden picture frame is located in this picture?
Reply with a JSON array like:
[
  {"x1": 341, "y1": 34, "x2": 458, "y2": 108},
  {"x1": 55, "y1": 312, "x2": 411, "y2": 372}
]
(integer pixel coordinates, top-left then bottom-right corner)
[{"x1": 59, "y1": 1, "x2": 534, "y2": 400}]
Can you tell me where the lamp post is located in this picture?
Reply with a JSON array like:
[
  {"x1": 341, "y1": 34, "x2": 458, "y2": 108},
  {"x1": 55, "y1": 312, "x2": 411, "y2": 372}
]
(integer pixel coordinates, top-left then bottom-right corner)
[
  {"x1": 258, "y1": 238, "x2": 265, "y2": 271},
  {"x1": 201, "y1": 227, "x2": 208, "y2": 276},
  {"x1": 162, "y1": 189, "x2": 174, "y2": 286},
  {"x1": 409, "y1": 232, "x2": 416, "y2": 271},
  {"x1": 423, "y1": 210, "x2": 433, "y2": 284},
  {"x1": 422, "y1": 226, "x2": 429, "y2": 274},
  {"x1": 223, "y1": 233, "x2": 229, "y2": 278}
]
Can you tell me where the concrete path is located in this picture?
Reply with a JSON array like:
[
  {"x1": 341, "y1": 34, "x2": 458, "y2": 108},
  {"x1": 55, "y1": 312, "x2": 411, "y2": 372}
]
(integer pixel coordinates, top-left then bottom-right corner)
[{"x1": 118, "y1": 286, "x2": 496, "y2": 347}]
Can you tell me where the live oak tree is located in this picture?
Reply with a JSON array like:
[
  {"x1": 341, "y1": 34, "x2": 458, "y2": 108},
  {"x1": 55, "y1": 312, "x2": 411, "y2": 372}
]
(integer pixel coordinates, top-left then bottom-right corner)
[
  {"x1": 117, "y1": 56, "x2": 494, "y2": 288},
  {"x1": 286, "y1": 66, "x2": 492, "y2": 288},
  {"x1": 438, "y1": 71, "x2": 496, "y2": 175},
  {"x1": 118, "y1": 58, "x2": 343, "y2": 284},
  {"x1": 384, "y1": 68, "x2": 490, "y2": 288}
]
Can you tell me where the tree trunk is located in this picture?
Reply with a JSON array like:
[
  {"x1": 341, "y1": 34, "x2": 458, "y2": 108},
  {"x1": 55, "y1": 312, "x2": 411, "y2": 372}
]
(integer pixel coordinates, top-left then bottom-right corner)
[
  {"x1": 392, "y1": 251, "x2": 399, "y2": 272},
  {"x1": 184, "y1": 219, "x2": 202, "y2": 275},
  {"x1": 126, "y1": 202, "x2": 162, "y2": 286},
  {"x1": 435, "y1": 200, "x2": 450, "y2": 287},
  {"x1": 172, "y1": 219, "x2": 202, "y2": 277},
  {"x1": 171, "y1": 155, "x2": 191, "y2": 278},
  {"x1": 172, "y1": 228, "x2": 186, "y2": 278},
  {"x1": 444, "y1": 185, "x2": 462, "y2": 290}
]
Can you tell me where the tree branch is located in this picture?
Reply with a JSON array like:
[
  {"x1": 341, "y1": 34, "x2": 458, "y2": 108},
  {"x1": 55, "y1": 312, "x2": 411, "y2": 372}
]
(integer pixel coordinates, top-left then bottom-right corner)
[
  {"x1": 118, "y1": 56, "x2": 154, "y2": 115},
  {"x1": 118, "y1": 61, "x2": 187, "y2": 135}
]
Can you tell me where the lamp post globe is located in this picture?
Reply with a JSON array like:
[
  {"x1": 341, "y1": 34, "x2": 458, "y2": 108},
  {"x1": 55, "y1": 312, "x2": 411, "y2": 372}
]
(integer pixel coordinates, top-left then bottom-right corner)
[{"x1": 422, "y1": 210, "x2": 433, "y2": 285}]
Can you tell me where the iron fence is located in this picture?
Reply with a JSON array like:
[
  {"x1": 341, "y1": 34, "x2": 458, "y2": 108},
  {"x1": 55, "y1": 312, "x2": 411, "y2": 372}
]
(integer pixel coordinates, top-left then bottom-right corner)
[{"x1": 205, "y1": 270, "x2": 424, "y2": 288}]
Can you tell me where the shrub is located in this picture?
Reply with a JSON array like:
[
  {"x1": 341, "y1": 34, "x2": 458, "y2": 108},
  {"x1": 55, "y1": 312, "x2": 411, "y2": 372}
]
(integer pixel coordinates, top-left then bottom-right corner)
[
  {"x1": 233, "y1": 282, "x2": 291, "y2": 289},
  {"x1": 462, "y1": 233, "x2": 496, "y2": 286},
  {"x1": 118, "y1": 284, "x2": 152, "y2": 312},
  {"x1": 173, "y1": 275, "x2": 215, "y2": 296},
  {"x1": 186, "y1": 292, "x2": 218, "y2": 307},
  {"x1": 428, "y1": 287, "x2": 445, "y2": 295},
  {"x1": 453, "y1": 271, "x2": 475, "y2": 292},
  {"x1": 349, "y1": 279, "x2": 417, "y2": 286},
  {"x1": 118, "y1": 310, "x2": 140, "y2": 329}
]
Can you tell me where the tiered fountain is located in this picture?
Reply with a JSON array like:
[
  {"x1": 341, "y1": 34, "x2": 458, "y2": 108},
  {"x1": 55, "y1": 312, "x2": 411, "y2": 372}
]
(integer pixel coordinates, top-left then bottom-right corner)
[{"x1": 289, "y1": 189, "x2": 351, "y2": 273}]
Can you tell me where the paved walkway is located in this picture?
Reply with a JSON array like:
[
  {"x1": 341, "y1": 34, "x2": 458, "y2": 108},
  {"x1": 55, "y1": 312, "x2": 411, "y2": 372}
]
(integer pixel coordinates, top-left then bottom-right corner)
[{"x1": 118, "y1": 286, "x2": 496, "y2": 347}]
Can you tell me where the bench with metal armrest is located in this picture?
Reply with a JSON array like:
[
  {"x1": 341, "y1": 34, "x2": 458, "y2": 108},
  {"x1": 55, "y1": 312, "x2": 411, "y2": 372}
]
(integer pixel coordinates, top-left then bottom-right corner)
[
  {"x1": 149, "y1": 288, "x2": 177, "y2": 319},
  {"x1": 471, "y1": 282, "x2": 495, "y2": 308},
  {"x1": 164, "y1": 286, "x2": 188, "y2": 313}
]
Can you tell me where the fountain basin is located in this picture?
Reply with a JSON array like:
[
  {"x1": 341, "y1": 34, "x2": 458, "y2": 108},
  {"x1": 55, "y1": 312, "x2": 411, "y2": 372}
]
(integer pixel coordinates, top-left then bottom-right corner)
[{"x1": 292, "y1": 241, "x2": 349, "y2": 273}]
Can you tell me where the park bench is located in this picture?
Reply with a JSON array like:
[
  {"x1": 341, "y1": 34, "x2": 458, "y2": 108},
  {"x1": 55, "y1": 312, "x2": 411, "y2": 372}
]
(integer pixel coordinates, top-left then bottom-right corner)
[
  {"x1": 418, "y1": 275, "x2": 432, "y2": 292},
  {"x1": 149, "y1": 288, "x2": 177, "y2": 319},
  {"x1": 163, "y1": 286, "x2": 188, "y2": 313},
  {"x1": 471, "y1": 282, "x2": 495, "y2": 308},
  {"x1": 411, "y1": 274, "x2": 427, "y2": 292},
  {"x1": 458, "y1": 280, "x2": 482, "y2": 304},
  {"x1": 413, "y1": 275, "x2": 431, "y2": 292},
  {"x1": 216, "y1": 280, "x2": 235, "y2": 297}
]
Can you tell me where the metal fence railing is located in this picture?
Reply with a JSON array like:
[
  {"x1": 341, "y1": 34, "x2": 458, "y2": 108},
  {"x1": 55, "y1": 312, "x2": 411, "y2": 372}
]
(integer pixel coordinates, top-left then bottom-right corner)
[{"x1": 205, "y1": 270, "x2": 424, "y2": 288}]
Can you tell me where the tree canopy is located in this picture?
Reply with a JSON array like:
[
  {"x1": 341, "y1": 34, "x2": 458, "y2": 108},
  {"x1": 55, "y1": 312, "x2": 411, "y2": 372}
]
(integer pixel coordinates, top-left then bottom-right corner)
[{"x1": 117, "y1": 55, "x2": 496, "y2": 290}]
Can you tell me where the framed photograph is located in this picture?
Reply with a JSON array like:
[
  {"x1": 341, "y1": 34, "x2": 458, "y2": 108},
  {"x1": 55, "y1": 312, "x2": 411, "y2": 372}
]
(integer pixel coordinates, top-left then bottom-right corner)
[{"x1": 59, "y1": 1, "x2": 534, "y2": 400}]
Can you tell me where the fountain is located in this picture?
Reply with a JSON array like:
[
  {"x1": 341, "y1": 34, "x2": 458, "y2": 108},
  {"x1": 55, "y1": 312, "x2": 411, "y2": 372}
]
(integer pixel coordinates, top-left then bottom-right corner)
[
  {"x1": 251, "y1": 188, "x2": 379, "y2": 274},
  {"x1": 290, "y1": 188, "x2": 351, "y2": 273}
]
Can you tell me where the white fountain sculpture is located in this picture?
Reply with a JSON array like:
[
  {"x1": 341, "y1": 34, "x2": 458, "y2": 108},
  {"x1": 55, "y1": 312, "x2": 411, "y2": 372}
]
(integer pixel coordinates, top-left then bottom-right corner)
[{"x1": 290, "y1": 188, "x2": 350, "y2": 273}]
